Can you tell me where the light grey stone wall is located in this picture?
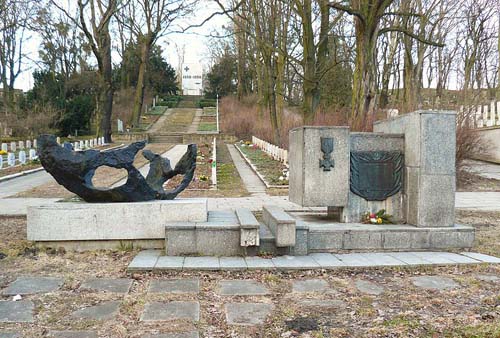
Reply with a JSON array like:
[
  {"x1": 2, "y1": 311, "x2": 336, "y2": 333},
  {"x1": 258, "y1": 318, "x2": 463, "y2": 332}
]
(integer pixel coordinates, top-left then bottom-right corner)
[
  {"x1": 289, "y1": 126, "x2": 350, "y2": 207},
  {"x1": 27, "y1": 199, "x2": 208, "y2": 241},
  {"x1": 374, "y1": 110, "x2": 456, "y2": 227}
]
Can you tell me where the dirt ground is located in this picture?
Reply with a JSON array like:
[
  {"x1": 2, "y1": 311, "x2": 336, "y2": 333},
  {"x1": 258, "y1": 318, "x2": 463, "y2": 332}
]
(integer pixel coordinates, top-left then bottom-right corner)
[
  {"x1": 457, "y1": 170, "x2": 500, "y2": 192},
  {"x1": 0, "y1": 211, "x2": 499, "y2": 337}
]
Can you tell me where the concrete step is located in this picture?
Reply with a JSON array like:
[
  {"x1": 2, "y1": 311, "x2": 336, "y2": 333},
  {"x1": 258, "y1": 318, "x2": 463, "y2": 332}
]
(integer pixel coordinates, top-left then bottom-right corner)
[{"x1": 149, "y1": 134, "x2": 184, "y2": 143}]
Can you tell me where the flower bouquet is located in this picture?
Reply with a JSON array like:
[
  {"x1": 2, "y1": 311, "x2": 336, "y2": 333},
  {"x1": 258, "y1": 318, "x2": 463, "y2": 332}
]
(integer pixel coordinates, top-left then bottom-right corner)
[{"x1": 362, "y1": 209, "x2": 393, "y2": 224}]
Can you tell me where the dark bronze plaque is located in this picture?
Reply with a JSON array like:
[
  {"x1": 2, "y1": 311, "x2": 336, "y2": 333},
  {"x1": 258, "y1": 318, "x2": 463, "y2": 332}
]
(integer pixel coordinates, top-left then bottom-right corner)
[{"x1": 350, "y1": 151, "x2": 403, "y2": 201}]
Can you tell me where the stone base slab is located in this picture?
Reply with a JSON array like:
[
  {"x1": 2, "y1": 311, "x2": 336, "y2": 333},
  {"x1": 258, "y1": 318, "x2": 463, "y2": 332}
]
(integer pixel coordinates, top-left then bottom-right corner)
[
  {"x1": 27, "y1": 199, "x2": 208, "y2": 244},
  {"x1": 305, "y1": 222, "x2": 474, "y2": 252}
]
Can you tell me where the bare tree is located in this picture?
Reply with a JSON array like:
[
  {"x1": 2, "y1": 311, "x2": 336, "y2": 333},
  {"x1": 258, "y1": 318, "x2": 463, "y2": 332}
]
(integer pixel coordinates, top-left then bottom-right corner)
[{"x1": 118, "y1": 0, "x2": 194, "y2": 126}]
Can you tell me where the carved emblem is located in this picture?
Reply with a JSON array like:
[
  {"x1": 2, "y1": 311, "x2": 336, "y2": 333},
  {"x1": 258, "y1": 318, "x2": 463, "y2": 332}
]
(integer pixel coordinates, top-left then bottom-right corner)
[
  {"x1": 319, "y1": 137, "x2": 335, "y2": 171},
  {"x1": 350, "y1": 151, "x2": 404, "y2": 201}
]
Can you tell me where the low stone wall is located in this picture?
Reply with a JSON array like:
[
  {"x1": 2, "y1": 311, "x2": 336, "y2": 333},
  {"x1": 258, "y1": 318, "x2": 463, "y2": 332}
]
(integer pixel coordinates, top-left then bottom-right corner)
[
  {"x1": 28, "y1": 199, "x2": 208, "y2": 250},
  {"x1": 472, "y1": 127, "x2": 500, "y2": 164}
]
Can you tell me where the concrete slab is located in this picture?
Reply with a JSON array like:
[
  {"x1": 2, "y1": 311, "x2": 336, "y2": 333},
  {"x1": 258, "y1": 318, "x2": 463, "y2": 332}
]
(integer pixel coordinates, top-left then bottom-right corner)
[
  {"x1": 410, "y1": 276, "x2": 459, "y2": 290},
  {"x1": 354, "y1": 280, "x2": 385, "y2": 295},
  {"x1": 148, "y1": 279, "x2": 199, "y2": 294},
  {"x1": 128, "y1": 250, "x2": 161, "y2": 271},
  {"x1": 155, "y1": 256, "x2": 185, "y2": 270},
  {"x1": 271, "y1": 255, "x2": 320, "y2": 270},
  {"x1": 140, "y1": 301, "x2": 200, "y2": 322},
  {"x1": 2, "y1": 276, "x2": 63, "y2": 295},
  {"x1": 334, "y1": 253, "x2": 375, "y2": 267},
  {"x1": 79, "y1": 278, "x2": 133, "y2": 294},
  {"x1": 474, "y1": 274, "x2": 499, "y2": 282},
  {"x1": 244, "y1": 257, "x2": 275, "y2": 270},
  {"x1": 386, "y1": 252, "x2": 433, "y2": 265},
  {"x1": 292, "y1": 279, "x2": 329, "y2": 293},
  {"x1": 0, "y1": 332, "x2": 21, "y2": 338},
  {"x1": 219, "y1": 257, "x2": 247, "y2": 270},
  {"x1": 358, "y1": 253, "x2": 407, "y2": 266},
  {"x1": 0, "y1": 300, "x2": 34, "y2": 323},
  {"x1": 225, "y1": 302, "x2": 274, "y2": 325},
  {"x1": 410, "y1": 252, "x2": 458, "y2": 264},
  {"x1": 183, "y1": 257, "x2": 219, "y2": 270},
  {"x1": 218, "y1": 280, "x2": 269, "y2": 296},
  {"x1": 461, "y1": 252, "x2": 500, "y2": 263},
  {"x1": 71, "y1": 301, "x2": 121, "y2": 320},
  {"x1": 309, "y1": 253, "x2": 345, "y2": 268},
  {"x1": 0, "y1": 198, "x2": 60, "y2": 216}
]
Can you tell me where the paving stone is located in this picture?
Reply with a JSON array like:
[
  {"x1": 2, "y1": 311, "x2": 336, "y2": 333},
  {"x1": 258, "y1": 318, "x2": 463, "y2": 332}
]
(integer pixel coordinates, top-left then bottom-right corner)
[
  {"x1": 271, "y1": 255, "x2": 320, "y2": 270},
  {"x1": 461, "y1": 252, "x2": 500, "y2": 263},
  {"x1": 218, "y1": 280, "x2": 269, "y2": 296},
  {"x1": 426, "y1": 252, "x2": 481, "y2": 264},
  {"x1": 0, "y1": 332, "x2": 21, "y2": 338},
  {"x1": 244, "y1": 257, "x2": 275, "y2": 270},
  {"x1": 0, "y1": 300, "x2": 34, "y2": 323},
  {"x1": 410, "y1": 252, "x2": 458, "y2": 264},
  {"x1": 358, "y1": 253, "x2": 407, "y2": 266},
  {"x1": 48, "y1": 331, "x2": 98, "y2": 338},
  {"x1": 2, "y1": 276, "x2": 63, "y2": 295},
  {"x1": 141, "y1": 301, "x2": 200, "y2": 322},
  {"x1": 355, "y1": 280, "x2": 384, "y2": 295},
  {"x1": 142, "y1": 333, "x2": 199, "y2": 338},
  {"x1": 410, "y1": 276, "x2": 459, "y2": 290},
  {"x1": 127, "y1": 250, "x2": 161, "y2": 271},
  {"x1": 155, "y1": 256, "x2": 185, "y2": 270},
  {"x1": 309, "y1": 253, "x2": 345, "y2": 268},
  {"x1": 292, "y1": 279, "x2": 329, "y2": 293},
  {"x1": 225, "y1": 302, "x2": 274, "y2": 325},
  {"x1": 148, "y1": 279, "x2": 199, "y2": 294},
  {"x1": 71, "y1": 301, "x2": 121, "y2": 320},
  {"x1": 219, "y1": 257, "x2": 247, "y2": 270},
  {"x1": 183, "y1": 257, "x2": 219, "y2": 270},
  {"x1": 80, "y1": 278, "x2": 133, "y2": 294},
  {"x1": 298, "y1": 299, "x2": 347, "y2": 309},
  {"x1": 474, "y1": 274, "x2": 499, "y2": 282},
  {"x1": 386, "y1": 252, "x2": 434, "y2": 265},
  {"x1": 334, "y1": 253, "x2": 375, "y2": 267}
]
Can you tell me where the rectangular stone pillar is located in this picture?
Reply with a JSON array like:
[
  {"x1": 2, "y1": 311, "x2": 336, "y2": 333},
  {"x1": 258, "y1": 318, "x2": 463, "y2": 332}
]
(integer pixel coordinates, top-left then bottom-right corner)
[
  {"x1": 374, "y1": 111, "x2": 456, "y2": 227},
  {"x1": 289, "y1": 126, "x2": 350, "y2": 207}
]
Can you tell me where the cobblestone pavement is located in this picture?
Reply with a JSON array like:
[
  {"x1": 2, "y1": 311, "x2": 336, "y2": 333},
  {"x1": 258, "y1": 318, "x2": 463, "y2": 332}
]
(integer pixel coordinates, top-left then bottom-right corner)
[{"x1": 1, "y1": 268, "x2": 499, "y2": 337}]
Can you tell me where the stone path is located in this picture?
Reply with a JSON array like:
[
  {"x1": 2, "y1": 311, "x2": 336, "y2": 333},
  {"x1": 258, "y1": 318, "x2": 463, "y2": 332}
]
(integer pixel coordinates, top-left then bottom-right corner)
[
  {"x1": 187, "y1": 109, "x2": 203, "y2": 133},
  {"x1": 1, "y1": 272, "x2": 499, "y2": 336},
  {"x1": 128, "y1": 250, "x2": 500, "y2": 271},
  {"x1": 226, "y1": 144, "x2": 267, "y2": 195},
  {"x1": 463, "y1": 159, "x2": 500, "y2": 180},
  {"x1": 0, "y1": 170, "x2": 55, "y2": 198},
  {"x1": 455, "y1": 191, "x2": 500, "y2": 211},
  {"x1": 147, "y1": 107, "x2": 173, "y2": 133}
]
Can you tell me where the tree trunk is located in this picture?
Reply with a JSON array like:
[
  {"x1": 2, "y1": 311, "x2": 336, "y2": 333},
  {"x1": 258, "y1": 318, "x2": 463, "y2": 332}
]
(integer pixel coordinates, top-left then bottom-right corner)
[
  {"x1": 99, "y1": 31, "x2": 113, "y2": 143},
  {"x1": 130, "y1": 39, "x2": 150, "y2": 126}
]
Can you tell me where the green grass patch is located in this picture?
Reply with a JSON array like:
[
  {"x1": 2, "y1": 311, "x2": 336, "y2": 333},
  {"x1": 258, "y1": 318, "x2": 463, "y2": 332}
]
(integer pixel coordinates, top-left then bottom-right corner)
[
  {"x1": 198, "y1": 123, "x2": 217, "y2": 132},
  {"x1": 237, "y1": 143, "x2": 288, "y2": 186},
  {"x1": 147, "y1": 106, "x2": 168, "y2": 115}
]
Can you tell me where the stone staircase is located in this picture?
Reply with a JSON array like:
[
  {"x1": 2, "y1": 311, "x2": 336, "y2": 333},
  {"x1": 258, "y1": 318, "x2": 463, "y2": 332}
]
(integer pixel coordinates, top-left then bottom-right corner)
[{"x1": 148, "y1": 133, "x2": 184, "y2": 144}]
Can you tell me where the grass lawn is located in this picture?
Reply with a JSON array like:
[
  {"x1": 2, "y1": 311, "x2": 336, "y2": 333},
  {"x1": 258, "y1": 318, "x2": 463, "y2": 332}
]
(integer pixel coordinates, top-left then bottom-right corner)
[
  {"x1": 237, "y1": 143, "x2": 288, "y2": 186},
  {"x1": 146, "y1": 106, "x2": 168, "y2": 115},
  {"x1": 198, "y1": 122, "x2": 217, "y2": 132}
]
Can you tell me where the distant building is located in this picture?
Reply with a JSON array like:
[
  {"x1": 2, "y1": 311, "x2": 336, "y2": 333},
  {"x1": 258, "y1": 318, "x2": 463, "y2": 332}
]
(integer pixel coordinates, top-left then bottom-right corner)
[{"x1": 181, "y1": 63, "x2": 203, "y2": 95}]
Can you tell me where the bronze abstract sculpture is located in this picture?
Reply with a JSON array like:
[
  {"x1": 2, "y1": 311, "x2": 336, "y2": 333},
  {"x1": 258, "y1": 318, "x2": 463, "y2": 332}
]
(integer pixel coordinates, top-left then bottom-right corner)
[{"x1": 37, "y1": 134, "x2": 196, "y2": 202}]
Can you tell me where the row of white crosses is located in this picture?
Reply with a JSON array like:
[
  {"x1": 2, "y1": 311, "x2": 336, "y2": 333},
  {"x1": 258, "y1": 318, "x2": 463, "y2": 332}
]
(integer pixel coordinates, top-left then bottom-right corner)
[
  {"x1": 251, "y1": 136, "x2": 289, "y2": 165},
  {"x1": 0, "y1": 136, "x2": 106, "y2": 169},
  {"x1": 464, "y1": 101, "x2": 500, "y2": 128}
]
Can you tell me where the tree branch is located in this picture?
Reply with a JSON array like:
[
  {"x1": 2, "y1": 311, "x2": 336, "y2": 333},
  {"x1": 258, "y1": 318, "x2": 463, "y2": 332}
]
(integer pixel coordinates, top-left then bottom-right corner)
[
  {"x1": 328, "y1": 1, "x2": 365, "y2": 24},
  {"x1": 379, "y1": 27, "x2": 445, "y2": 47}
]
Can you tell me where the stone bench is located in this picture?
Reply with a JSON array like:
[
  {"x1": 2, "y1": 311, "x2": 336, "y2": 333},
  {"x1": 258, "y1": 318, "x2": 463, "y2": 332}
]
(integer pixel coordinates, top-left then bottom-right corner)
[
  {"x1": 236, "y1": 208, "x2": 260, "y2": 247},
  {"x1": 262, "y1": 205, "x2": 296, "y2": 247}
]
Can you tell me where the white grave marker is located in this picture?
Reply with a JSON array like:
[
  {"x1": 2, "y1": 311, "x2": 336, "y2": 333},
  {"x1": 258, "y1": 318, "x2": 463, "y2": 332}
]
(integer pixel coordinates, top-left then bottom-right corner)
[
  {"x1": 7, "y1": 152, "x2": 15, "y2": 166},
  {"x1": 10, "y1": 142, "x2": 16, "y2": 152},
  {"x1": 18, "y1": 150, "x2": 26, "y2": 164},
  {"x1": 56, "y1": 137, "x2": 61, "y2": 144},
  {"x1": 18, "y1": 141, "x2": 24, "y2": 149},
  {"x1": 0, "y1": 155, "x2": 2, "y2": 169},
  {"x1": 1, "y1": 143, "x2": 7, "y2": 152},
  {"x1": 26, "y1": 140, "x2": 31, "y2": 149},
  {"x1": 117, "y1": 119, "x2": 124, "y2": 132},
  {"x1": 29, "y1": 149, "x2": 37, "y2": 160},
  {"x1": 33, "y1": 139, "x2": 37, "y2": 148}
]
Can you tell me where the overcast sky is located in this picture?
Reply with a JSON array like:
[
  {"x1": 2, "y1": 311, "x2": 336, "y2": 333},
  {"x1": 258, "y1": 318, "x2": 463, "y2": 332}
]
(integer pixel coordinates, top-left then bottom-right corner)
[{"x1": 15, "y1": 1, "x2": 229, "y2": 91}]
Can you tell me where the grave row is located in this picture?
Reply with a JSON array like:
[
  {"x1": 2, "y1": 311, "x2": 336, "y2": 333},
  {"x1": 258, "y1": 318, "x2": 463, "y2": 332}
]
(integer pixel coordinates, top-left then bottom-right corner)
[
  {"x1": 251, "y1": 136, "x2": 288, "y2": 165},
  {"x1": 463, "y1": 100, "x2": 500, "y2": 128},
  {"x1": 0, "y1": 136, "x2": 106, "y2": 170}
]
